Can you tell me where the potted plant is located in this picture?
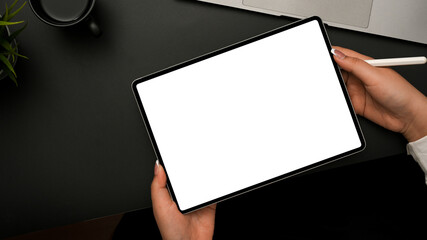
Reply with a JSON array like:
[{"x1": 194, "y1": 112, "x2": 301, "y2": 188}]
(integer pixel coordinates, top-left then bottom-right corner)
[{"x1": 0, "y1": 0, "x2": 27, "y2": 86}]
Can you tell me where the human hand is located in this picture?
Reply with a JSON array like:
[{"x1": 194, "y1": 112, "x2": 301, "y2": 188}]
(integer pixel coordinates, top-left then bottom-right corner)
[
  {"x1": 331, "y1": 47, "x2": 427, "y2": 142},
  {"x1": 151, "y1": 161, "x2": 216, "y2": 240}
]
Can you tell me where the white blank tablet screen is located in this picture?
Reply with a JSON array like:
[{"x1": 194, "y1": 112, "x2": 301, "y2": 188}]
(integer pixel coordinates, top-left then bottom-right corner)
[{"x1": 135, "y1": 18, "x2": 363, "y2": 212}]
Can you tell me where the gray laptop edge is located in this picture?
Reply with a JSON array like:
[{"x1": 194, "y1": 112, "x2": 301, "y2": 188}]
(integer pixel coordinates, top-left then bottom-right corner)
[{"x1": 198, "y1": 0, "x2": 427, "y2": 45}]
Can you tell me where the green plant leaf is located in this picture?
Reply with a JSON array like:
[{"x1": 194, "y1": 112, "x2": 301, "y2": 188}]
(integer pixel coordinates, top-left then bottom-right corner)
[
  {"x1": 0, "y1": 39, "x2": 28, "y2": 60},
  {"x1": 9, "y1": 22, "x2": 27, "y2": 40},
  {"x1": 8, "y1": 2, "x2": 27, "y2": 20},
  {"x1": 15, "y1": 52, "x2": 27, "y2": 59},
  {"x1": 0, "y1": 0, "x2": 27, "y2": 87},
  {"x1": 2, "y1": 0, "x2": 19, "y2": 21},
  {"x1": 8, "y1": 1, "x2": 26, "y2": 21},
  {"x1": 0, "y1": 54, "x2": 16, "y2": 77},
  {"x1": 11, "y1": 45, "x2": 28, "y2": 59},
  {"x1": 0, "y1": 39, "x2": 12, "y2": 51},
  {"x1": 3, "y1": 2, "x2": 10, "y2": 21},
  {"x1": 0, "y1": 20, "x2": 23, "y2": 26},
  {"x1": 9, "y1": 0, "x2": 20, "y2": 13},
  {"x1": 3, "y1": 65, "x2": 18, "y2": 86}
]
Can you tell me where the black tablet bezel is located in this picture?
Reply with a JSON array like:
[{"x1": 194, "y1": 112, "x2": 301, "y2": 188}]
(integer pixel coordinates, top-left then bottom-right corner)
[{"x1": 132, "y1": 16, "x2": 366, "y2": 214}]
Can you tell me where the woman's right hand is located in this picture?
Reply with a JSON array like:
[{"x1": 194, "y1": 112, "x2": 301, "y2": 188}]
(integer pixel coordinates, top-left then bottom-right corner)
[{"x1": 331, "y1": 46, "x2": 427, "y2": 142}]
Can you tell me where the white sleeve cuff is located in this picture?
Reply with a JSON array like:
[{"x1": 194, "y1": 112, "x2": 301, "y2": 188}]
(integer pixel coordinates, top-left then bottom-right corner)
[{"x1": 407, "y1": 135, "x2": 427, "y2": 185}]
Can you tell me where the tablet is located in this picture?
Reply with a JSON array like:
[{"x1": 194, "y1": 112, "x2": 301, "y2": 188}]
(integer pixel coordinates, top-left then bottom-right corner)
[{"x1": 132, "y1": 17, "x2": 365, "y2": 213}]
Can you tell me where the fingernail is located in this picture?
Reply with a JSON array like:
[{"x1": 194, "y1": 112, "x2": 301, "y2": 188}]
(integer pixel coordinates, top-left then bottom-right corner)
[
  {"x1": 331, "y1": 48, "x2": 346, "y2": 60},
  {"x1": 154, "y1": 160, "x2": 160, "y2": 176}
]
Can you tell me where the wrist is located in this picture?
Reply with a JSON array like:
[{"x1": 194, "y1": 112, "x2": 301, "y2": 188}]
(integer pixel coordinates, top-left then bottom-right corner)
[
  {"x1": 405, "y1": 124, "x2": 427, "y2": 142},
  {"x1": 403, "y1": 98, "x2": 427, "y2": 142}
]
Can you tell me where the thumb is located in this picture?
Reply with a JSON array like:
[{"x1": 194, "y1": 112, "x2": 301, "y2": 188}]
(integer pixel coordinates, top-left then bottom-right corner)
[
  {"x1": 151, "y1": 160, "x2": 174, "y2": 209},
  {"x1": 331, "y1": 48, "x2": 381, "y2": 87}
]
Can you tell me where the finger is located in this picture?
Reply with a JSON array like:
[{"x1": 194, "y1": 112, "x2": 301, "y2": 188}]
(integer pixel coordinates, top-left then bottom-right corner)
[
  {"x1": 332, "y1": 46, "x2": 373, "y2": 60},
  {"x1": 209, "y1": 203, "x2": 217, "y2": 210},
  {"x1": 331, "y1": 48, "x2": 382, "y2": 87},
  {"x1": 340, "y1": 69, "x2": 349, "y2": 85},
  {"x1": 151, "y1": 160, "x2": 174, "y2": 210}
]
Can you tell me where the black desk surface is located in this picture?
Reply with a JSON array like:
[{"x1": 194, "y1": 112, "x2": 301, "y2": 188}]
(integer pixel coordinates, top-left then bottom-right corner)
[{"x1": 1, "y1": 0, "x2": 426, "y2": 238}]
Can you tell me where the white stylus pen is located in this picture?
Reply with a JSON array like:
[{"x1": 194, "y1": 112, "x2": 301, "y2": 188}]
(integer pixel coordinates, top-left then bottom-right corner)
[{"x1": 364, "y1": 56, "x2": 427, "y2": 67}]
